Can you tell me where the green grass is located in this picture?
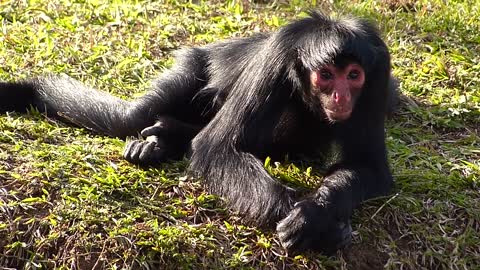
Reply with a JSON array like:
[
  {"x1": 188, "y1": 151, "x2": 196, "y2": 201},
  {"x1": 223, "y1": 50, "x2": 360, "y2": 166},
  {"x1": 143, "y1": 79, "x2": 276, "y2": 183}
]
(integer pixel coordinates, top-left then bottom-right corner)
[{"x1": 0, "y1": 0, "x2": 479, "y2": 269}]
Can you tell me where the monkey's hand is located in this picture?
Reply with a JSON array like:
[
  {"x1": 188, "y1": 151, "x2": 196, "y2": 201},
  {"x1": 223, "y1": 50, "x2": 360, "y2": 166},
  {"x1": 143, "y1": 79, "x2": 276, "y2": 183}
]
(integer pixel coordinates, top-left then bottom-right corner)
[
  {"x1": 123, "y1": 121, "x2": 169, "y2": 165},
  {"x1": 123, "y1": 116, "x2": 199, "y2": 165},
  {"x1": 276, "y1": 200, "x2": 352, "y2": 255}
]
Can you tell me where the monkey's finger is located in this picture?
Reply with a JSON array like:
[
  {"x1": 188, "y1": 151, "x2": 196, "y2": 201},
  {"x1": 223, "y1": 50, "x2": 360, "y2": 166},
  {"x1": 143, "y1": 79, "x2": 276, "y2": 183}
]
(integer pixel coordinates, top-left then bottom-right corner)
[
  {"x1": 138, "y1": 141, "x2": 156, "y2": 162},
  {"x1": 145, "y1": 135, "x2": 161, "y2": 144},
  {"x1": 141, "y1": 123, "x2": 166, "y2": 137},
  {"x1": 123, "y1": 140, "x2": 140, "y2": 160},
  {"x1": 129, "y1": 141, "x2": 146, "y2": 162},
  {"x1": 277, "y1": 226, "x2": 310, "y2": 253}
]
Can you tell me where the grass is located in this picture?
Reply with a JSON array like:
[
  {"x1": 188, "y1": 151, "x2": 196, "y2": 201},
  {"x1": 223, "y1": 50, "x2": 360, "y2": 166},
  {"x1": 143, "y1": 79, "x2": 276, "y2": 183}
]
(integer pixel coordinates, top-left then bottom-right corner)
[{"x1": 0, "y1": 0, "x2": 479, "y2": 269}]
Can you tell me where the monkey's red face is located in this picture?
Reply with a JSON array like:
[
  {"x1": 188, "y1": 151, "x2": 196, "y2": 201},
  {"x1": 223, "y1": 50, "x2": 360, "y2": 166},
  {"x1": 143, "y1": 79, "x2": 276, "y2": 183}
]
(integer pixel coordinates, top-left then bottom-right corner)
[{"x1": 310, "y1": 64, "x2": 365, "y2": 121}]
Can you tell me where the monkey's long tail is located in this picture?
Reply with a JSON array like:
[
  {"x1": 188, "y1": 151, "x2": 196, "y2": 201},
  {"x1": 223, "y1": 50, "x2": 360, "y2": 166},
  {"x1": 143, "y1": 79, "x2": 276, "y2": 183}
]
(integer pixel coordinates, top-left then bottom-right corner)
[{"x1": 0, "y1": 74, "x2": 147, "y2": 138}]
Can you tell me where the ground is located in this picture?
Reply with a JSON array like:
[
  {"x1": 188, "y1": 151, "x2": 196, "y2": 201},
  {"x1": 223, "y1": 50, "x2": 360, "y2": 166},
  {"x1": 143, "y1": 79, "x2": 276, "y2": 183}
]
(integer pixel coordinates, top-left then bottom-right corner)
[{"x1": 0, "y1": 0, "x2": 479, "y2": 269}]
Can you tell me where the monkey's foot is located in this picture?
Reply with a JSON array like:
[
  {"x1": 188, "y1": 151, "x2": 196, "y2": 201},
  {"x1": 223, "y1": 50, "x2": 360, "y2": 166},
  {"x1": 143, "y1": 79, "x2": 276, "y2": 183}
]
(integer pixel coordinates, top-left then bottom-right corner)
[{"x1": 123, "y1": 136, "x2": 166, "y2": 165}]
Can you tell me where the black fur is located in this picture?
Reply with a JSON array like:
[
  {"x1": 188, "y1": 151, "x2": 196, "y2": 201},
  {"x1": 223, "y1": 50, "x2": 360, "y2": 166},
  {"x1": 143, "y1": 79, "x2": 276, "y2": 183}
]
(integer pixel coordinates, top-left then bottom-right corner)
[{"x1": 0, "y1": 11, "x2": 395, "y2": 254}]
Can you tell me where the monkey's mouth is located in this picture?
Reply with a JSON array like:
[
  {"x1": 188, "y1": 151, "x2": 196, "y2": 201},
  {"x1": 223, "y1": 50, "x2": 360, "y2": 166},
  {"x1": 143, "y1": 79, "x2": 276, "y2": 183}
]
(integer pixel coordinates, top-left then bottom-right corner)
[{"x1": 325, "y1": 109, "x2": 352, "y2": 121}]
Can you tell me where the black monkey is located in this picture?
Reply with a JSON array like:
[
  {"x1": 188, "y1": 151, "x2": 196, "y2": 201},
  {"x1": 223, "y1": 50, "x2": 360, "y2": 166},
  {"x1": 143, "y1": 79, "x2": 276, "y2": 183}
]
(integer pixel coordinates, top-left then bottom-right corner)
[{"x1": 0, "y1": 12, "x2": 395, "y2": 254}]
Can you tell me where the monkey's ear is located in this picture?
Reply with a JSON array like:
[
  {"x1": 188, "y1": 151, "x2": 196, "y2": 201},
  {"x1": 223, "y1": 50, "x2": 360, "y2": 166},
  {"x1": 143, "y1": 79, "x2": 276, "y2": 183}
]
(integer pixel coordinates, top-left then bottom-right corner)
[{"x1": 364, "y1": 44, "x2": 390, "y2": 75}]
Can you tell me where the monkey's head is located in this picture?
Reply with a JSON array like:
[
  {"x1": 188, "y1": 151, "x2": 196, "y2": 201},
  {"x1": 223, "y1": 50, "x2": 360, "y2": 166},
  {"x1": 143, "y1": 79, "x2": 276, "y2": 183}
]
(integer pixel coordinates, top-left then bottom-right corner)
[{"x1": 286, "y1": 15, "x2": 385, "y2": 123}]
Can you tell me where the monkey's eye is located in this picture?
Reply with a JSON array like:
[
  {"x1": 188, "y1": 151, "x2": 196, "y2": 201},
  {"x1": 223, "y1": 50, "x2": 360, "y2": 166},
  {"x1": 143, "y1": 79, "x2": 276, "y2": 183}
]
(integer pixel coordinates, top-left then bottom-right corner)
[
  {"x1": 320, "y1": 69, "x2": 333, "y2": 80},
  {"x1": 347, "y1": 70, "x2": 360, "y2": 80}
]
